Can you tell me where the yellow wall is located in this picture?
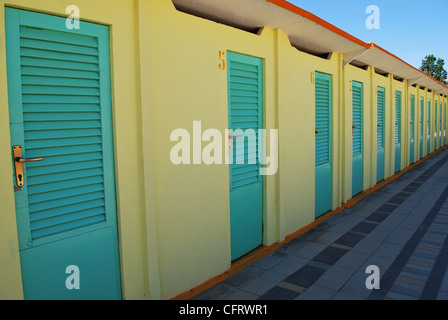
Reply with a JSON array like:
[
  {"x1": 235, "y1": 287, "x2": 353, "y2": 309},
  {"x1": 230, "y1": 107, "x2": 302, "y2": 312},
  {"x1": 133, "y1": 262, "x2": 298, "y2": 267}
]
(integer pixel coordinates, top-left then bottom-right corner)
[{"x1": 1, "y1": 0, "x2": 447, "y2": 300}]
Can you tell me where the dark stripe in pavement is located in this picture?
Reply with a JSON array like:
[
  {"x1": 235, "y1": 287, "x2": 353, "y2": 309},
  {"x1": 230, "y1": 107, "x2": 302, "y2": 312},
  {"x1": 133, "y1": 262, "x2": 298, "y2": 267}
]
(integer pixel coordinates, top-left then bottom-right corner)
[
  {"x1": 420, "y1": 233, "x2": 448, "y2": 299},
  {"x1": 258, "y1": 153, "x2": 448, "y2": 301},
  {"x1": 369, "y1": 164, "x2": 448, "y2": 300}
]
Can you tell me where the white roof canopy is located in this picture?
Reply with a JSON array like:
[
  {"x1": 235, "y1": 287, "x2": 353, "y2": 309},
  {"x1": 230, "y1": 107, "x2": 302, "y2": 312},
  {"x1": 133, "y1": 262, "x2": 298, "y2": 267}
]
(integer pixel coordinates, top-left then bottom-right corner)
[{"x1": 172, "y1": 0, "x2": 448, "y2": 96}]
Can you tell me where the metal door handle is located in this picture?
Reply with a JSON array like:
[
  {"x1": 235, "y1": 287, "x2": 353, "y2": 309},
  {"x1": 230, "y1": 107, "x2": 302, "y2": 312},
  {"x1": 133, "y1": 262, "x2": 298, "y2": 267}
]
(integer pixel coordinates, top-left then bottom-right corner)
[
  {"x1": 12, "y1": 145, "x2": 44, "y2": 191},
  {"x1": 315, "y1": 131, "x2": 323, "y2": 134},
  {"x1": 15, "y1": 157, "x2": 44, "y2": 163}
]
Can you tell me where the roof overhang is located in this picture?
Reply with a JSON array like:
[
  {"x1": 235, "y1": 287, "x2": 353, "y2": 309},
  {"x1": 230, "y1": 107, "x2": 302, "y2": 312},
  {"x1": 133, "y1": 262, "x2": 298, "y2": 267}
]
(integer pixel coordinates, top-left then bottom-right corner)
[{"x1": 171, "y1": 0, "x2": 448, "y2": 96}]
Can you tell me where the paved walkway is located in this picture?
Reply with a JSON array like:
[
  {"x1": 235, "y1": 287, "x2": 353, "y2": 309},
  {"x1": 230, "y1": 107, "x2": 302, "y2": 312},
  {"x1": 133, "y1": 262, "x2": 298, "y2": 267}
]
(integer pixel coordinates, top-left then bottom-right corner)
[{"x1": 193, "y1": 148, "x2": 448, "y2": 300}]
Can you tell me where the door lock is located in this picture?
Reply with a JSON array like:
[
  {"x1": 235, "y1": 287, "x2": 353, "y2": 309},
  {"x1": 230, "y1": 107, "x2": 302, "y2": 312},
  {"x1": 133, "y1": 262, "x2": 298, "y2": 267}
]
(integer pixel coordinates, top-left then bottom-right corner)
[{"x1": 12, "y1": 145, "x2": 44, "y2": 191}]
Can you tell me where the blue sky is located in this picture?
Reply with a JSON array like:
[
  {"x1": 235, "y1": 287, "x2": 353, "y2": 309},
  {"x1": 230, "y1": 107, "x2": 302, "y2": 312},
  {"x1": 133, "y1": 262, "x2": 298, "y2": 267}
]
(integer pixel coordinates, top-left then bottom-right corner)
[{"x1": 286, "y1": 0, "x2": 448, "y2": 69}]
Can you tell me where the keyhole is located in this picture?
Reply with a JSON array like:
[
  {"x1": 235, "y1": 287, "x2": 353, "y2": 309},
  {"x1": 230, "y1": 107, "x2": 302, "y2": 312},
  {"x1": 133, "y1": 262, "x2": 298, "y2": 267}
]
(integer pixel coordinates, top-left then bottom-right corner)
[{"x1": 18, "y1": 174, "x2": 22, "y2": 182}]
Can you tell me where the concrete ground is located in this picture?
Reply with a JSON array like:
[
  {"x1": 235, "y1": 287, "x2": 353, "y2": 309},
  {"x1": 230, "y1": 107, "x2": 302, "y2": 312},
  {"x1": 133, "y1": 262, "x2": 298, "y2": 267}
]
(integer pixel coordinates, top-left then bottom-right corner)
[{"x1": 193, "y1": 148, "x2": 448, "y2": 300}]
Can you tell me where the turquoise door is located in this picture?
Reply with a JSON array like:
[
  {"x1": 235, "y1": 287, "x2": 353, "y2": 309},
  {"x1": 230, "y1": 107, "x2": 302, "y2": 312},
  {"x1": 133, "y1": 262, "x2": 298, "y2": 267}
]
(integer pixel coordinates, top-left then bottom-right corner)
[
  {"x1": 439, "y1": 101, "x2": 443, "y2": 147},
  {"x1": 377, "y1": 87, "x2": 385, "y2": 182},
  {"x1": 227, "y1": 52, "x2": 263, "y2": 261},
  {"x1": 352, "y1": 81, "x2": 363, "y2": 195},
  {"x1": 444, "y1": 103, "x2": 447, "y2": 145},
  {"x1": 435, "y1": 101, "x2": 438, "y2": 150},
  {"x1": 420, "y1": 97, "x2": 424, "y2": 159},
  {"x1": 394, "y1": 91, "x2": 401, "y2": 173},
  {"x1": 5, "y1": 8, "x2": 121, "y2": 299},
  {"x1": 315, "y1": 72, "x2": 332, "y2": 218},
  {"x1": 410, "y1": 94, "x2": 415, "y2": 163},
  {"x1": 427, "y1": 100, "x2": 431, "y2": 154}
]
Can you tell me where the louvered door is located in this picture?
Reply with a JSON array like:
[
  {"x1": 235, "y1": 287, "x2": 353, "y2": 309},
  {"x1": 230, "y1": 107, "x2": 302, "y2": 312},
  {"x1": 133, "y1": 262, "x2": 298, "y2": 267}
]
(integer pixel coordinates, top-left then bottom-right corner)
[
  {"x1": 427, "y1": 100, "x2": 431, "y2": 154},
  {"x1": 315, "y1": 72, "x2": 332, "y2": 218},
  {"x1": 439, "y1": 101, "x2": 443, "y2": 147},
  {"x1": 352, "y1": 81, "x2": 363, "y2": 195},
  {"x1": 444, "y1": 103, "x2": 447, "y2": 145},
  {"x1": 227, "y1": 52, "x2": 263, "y2": 261},
  {"x1": 420, "y1": 97, "x2": 424, "y2": 159},
  {"x1": 435, "y1": 101, "x2": 438, "y2": 150},
  {"x1": 6, "y1": 8, "x2": 121, "y2": 299},
  {"x1": 394, "y1": 91, "x2": 401, "y2": 173},
  {"x1": 377, "y1": 87, "x2": 385, "y2": 182},
  {"x1": 410, "y1": 94, "x2": 415, "y2": 163}
]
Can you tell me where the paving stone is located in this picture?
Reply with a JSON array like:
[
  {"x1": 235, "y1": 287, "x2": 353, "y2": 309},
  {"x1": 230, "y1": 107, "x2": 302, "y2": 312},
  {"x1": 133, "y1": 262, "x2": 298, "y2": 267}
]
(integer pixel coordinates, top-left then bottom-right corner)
[
  {"x1": 389, "y1": 284, "x2": 421, "y2": 298},
  {"x1": 377, "y1": 239, "x2": 404, "y2": 255},
  {"x1": 334, "y1": 231, "x2": 365, "y2": 248},
  {"x1": 284, "y1": 264, "x2": 327, "y2": 288},
  {"x1": 270, "y1": 255, "x2": 309, "y2": 276},
  {"x1": 384, "y1": 230, "x2": 414, "y2": 246},
  {"x1": 331, "y1": 291, "x2": 361, "y2": 300},
  {"x1": 258, "y1": 285, "x2": 299, "y2": 300},
  {"x1": 334, "y1": 250, "x2": 370, "y2": 270},
  {"x1": 339, "y1": 270, "x2": 373, "y2": 299},
  {"x1": 311, "y1": 246, "x2": 348, "y2": 265},
  {"x1": 385, "y1": 290, "x2": 416, "y2": 300},
  {"x1": 351, "y1": 221, "x2": 378, "y2": 234},
  {"x1": 313, "y1": 265, "x2": 356, "y2": 291},
  {"x1": 223, "y1": 289, "x2": 259, "y2": 300},
  {"x1": 239, "y1": 270, "x2": 286, "y2": 296},
  {"x1": 223, "y1": 265, "x2": 264, "y2": 288},
  {"x1": 290, "y1": 242, "x2": 327, "y2": 259},
  {"x1": 366, "y1": 212, "x2": 389, "y2": 223},
  {"x1": 192, "y1": 282, "x2": 236, "y2": 300},
  {"x1": 253, "y1": 252, "x2": 287, "y2": 270},
  {"x1": 316, "y1": 231, "x2": 345, "y2": 245},
  {"x1": 351, "y1": 238, "x2": 382, "y2": 255},
  {"x1": 295, "y1": 285, "x2": 337, "y2": 300}
]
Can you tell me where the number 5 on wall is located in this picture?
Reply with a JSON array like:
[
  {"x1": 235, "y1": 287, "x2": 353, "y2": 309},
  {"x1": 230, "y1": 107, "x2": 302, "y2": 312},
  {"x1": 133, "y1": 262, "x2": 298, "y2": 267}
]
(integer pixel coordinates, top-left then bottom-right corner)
[{"x1": 219, "y1": 51, "x2": 226, "y2": 70}]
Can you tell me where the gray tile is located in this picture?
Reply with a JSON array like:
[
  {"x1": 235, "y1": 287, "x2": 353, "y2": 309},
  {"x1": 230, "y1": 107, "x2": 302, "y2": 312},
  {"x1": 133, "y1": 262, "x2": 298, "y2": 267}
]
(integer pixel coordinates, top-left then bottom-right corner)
[
  {"x1": 252, "y1": 252, "x2": 287, "y2": 270},
  {"x1": 339, "y1": 270, "x2": 374, "y2": 299},
  {"x1": 192, "y1": 282, "x2": 237, "y2": 300},
  {"x1": 314, "y1": 265, "x2": 356, "y2": 291},
  {"x1": 316, "y1": 231, "x2": 345, "y2": 245},
  {"x1": 291, "y1": 242, "x2": 327, "y2": 259},
  {"x1": 284, "y1": 264, "x2": 327, "y2": 288},
  {"x1": 270, "y1": 255, "x2": 309, "y2": 276},
  {"x1": 331, "y1": 291, "x2": 362, "y2": 300},
  {"x1": 389, "y1": 284, "x2": 421, "y2": 298},
  {"x1": 258, "y1": 286, "x2": 299, "y2": 300},
  {"x1": 360, "y1": 254, "x2": 395, "y2": 275},
  {"x1": 295, "y1": 285, "x2": 337, "y2": 300},
  {"x1": 385, "y1": 290, "x2": 417, "y2": 300},
  {"x1": 373, "y1": 242, "x2": 403, "y2": 259},
  {"x1": 334, "y1": 232, "x2": 365, "y2": 248},
  {"x1": 223, "y1": 265, "x2": 264, "y2": 288},
  {"x1": 334, "y1": 250, "x2": 370, "y2": 270},
  {"x1": 385, "y1": 229, "x2": 414, "y2": 246},
  {"x1": 311, "y1": 246, "x2": 349, "y2": 265},
  {"x1": 239, "y1": 270, "x2": 286, "y2": 296},
  {"x1": 223, "y1": 289, "x2": 259, "y2": 300},
  {"x1": 351, "y1": 238, "x2": 382, "y2": 255}
]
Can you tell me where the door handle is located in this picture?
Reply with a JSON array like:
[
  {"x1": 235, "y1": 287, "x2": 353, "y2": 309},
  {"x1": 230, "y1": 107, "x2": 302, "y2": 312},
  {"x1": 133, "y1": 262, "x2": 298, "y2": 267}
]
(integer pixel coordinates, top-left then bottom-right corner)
[{"x1": 12, "y1": 145, "x2": 44, "y2": 191}]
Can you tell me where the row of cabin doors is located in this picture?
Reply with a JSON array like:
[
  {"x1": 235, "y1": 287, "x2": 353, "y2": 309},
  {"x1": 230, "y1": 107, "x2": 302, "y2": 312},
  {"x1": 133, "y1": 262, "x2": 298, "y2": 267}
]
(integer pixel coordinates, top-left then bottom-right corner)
[
  {"x1": 315, "y1": 82, "x2": 448, "y2": 218},
  {"x1": 6, "y1": 8, "x2": 448, "y2": 299}
]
